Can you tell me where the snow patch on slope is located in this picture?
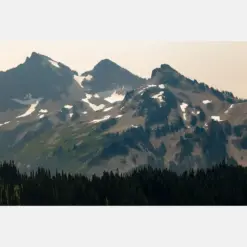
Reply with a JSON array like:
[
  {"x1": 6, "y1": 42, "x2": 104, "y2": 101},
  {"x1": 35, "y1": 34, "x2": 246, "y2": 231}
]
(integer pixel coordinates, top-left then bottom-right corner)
[
  {"x1": 74, "y1": 75, "x2": 84, "y2": 88},
  {"x1": 82, "y1": 94, "x2": 105, "y2": 111},
  {"x1": 180, "y1": 103, "x2": 188, "y2": 112},
  {"x1": 203, "y1": 100, "x2": 212, "y2": 105},
  {"x1": 139, "y1": 84, "x2": 157, "y2": 95},
  {"x1": 103, "y1": 107, "x2": 113, "y2": 112},
  {"x1": 115, "y1": 115, "x2": 123, "y2": 119},
  {"x1": 48, "y1": 59, "x2": 60, "y2": 68},
  {"x1": 211, "y1": 116, "x2": 223, "y2": 122},
  {"x1": 152, "y1": 91, "x2": 165, "y2": 103},
  {"x1": 84, "y1": 74, "x2": 93, "y2": 81},
  {"x1": 180, "y1": 103, "x2": 188, "y2": 121},
  {"x1": 105, "y1": 91, "x2": 125, "y2": 104},
  {"x1": 94, "y1": 94, "x2": 100, "y2": 98},
  {"x1": 16, "y1": 100, "x2": 41, "y2": 118},
  {"x1": 38, "y1": 109, "x2": 48, "y2": 119},
  {"x1": 225, "y1": 104, "x2": 234, "y2": 114},
  {"x1": 85, "y1": 94, "x2": 92, "y2": 99},
  {"x1": 89, "y1": 103, "x2": 105, "y2": 112},
  {"x1": 39, "y1": 109, "x2": 48, "y2": 113},
  {"x1": 74, "y1": 74, "x2": 93, "y2": 87},
  {"x1": 192, "y1": 110, "x2": 200, "y2": 115},
  {"x1": 0, "y1": 121, "x2": 10, "y2": 127},
  {"x1": 64, "y1": 105, "x2": 73, "y2": 110},
  {"x1": 90, "y1": 115, "x2": 111, "y2": 124}
]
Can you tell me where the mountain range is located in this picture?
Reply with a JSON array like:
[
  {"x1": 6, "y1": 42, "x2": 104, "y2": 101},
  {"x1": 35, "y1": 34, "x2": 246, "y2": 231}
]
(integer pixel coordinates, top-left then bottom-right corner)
[{"x1": 0, "y1": 52, "x2": 247, "y2": 176}]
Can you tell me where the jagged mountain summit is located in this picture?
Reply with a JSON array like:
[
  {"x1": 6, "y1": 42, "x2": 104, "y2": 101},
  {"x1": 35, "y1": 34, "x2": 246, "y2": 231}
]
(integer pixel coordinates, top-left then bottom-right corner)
[
  {"x1": 0, "y1": 52, "x2": 81, "y2": 107},
  {"x1": 80, "y1": 58, "x2": 146, "y2": 94},
  {"x1": 0, "y1": 53, "x2": 144, "y2": 129},
  {"x1": 0, "y1": 53, "x2": 247, "y2": 176}
]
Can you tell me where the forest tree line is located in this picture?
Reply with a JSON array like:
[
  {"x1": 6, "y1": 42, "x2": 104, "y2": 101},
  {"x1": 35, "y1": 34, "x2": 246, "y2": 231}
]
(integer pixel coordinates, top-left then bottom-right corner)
[{"x1": 1, "y1": 160, "x2": 247, "y2": 205}]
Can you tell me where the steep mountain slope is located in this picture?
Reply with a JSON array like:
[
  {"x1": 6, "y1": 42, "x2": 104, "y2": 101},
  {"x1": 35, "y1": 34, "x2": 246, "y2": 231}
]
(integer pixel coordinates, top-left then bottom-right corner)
[{"x1": 0, "y1": 56, "x2": 247, "y2": 176}]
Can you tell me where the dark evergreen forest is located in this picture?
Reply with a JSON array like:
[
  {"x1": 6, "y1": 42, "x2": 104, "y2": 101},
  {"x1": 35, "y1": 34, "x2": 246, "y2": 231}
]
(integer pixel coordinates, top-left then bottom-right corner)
[{"x1": 1, "y1": 160, "x2": 247, "y2": 205}]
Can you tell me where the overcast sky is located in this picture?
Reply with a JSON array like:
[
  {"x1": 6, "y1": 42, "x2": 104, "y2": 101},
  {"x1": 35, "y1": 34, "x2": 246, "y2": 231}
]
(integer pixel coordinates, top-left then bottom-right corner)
[{"x1": 0, "y1": 41, "x2": 246, "y2": 98}]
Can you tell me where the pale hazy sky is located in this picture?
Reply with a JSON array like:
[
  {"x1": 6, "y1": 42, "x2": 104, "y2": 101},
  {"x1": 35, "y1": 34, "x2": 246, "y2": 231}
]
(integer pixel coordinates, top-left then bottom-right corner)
[{"x1": 0, "y1": 41, "x2": 247, "y2": 98}]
